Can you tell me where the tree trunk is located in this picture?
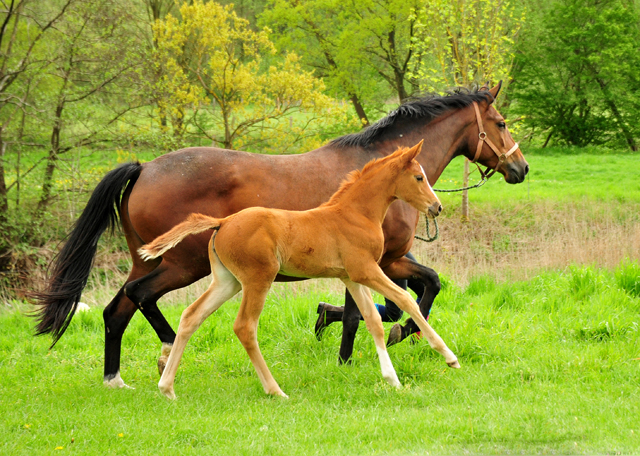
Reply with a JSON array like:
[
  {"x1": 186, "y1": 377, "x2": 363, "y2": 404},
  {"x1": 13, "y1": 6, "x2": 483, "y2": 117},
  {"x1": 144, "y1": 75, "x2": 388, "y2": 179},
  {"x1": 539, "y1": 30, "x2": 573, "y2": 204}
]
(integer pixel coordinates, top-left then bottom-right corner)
[
  {"x1": 36, "y1": 104, "x2": 63, "y2": 219},
  {"x1": 595, "y1": 77, "x2": 637, "y2": 151},
  {"x1": 461, "y1": 159, "x2": 470, "y2": 222},
  {"x1": 349, "y1": 94, "x2": 369, "y2": 127},
  {"x1": 0, "y1": 135, "x2": 12, "y2": 275}
]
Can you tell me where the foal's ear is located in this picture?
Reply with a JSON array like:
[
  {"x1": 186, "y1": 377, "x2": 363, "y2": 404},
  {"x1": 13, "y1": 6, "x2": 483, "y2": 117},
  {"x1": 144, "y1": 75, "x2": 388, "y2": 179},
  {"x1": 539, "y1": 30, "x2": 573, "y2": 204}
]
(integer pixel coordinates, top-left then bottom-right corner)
[{"x1": 403, "y1": 140, "x2": 424, "y2": 165}]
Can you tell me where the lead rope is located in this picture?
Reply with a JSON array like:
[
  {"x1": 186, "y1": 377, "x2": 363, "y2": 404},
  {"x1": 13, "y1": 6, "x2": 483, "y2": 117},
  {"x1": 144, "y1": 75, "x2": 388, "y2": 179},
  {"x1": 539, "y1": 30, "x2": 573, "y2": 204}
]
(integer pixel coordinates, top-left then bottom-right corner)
[{"x1": 414, "y1": 214, "x2": 439, "y2": 242}]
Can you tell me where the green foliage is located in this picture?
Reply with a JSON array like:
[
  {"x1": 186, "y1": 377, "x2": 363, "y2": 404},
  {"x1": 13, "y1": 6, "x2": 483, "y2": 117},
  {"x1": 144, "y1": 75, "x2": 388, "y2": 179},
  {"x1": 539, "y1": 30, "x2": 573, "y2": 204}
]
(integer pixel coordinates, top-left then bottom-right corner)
[
  {"x1": 262, "y1": 0, "x2": 419, "y2": 123},
  {"x1": 153, "y1": 0, "x2": 355, "y2": 152},
  {"x1": 511, "y1": 0, "x2": 640, "y2": 149},
  {"x1": 412, "y1": 0, "x2": 524, "y2": 94}
]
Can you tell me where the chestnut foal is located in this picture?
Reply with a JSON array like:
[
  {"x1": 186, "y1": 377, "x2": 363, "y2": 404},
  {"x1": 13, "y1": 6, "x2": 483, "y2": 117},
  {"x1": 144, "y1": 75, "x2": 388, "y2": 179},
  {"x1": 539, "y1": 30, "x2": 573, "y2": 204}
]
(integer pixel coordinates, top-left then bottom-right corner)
[{"x1": 139, "y1": 142, "x2": 459, "y2": 399}]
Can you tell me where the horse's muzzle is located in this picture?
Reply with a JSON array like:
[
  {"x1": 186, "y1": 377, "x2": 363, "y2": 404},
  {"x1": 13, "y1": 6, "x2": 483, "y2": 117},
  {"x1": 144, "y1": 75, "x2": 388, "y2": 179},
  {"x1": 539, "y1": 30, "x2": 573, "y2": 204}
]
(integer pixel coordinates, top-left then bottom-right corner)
[{"x1": 504, "y1": 162, "x2": 529, "y2": 184}]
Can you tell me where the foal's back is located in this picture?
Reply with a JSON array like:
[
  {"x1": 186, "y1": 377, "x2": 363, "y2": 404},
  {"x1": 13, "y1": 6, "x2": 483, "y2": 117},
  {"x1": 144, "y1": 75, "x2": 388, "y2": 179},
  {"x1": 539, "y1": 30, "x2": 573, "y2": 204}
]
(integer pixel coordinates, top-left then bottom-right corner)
[{"x1": 213, "y1": 205, "x2": 372, "y2": 282}]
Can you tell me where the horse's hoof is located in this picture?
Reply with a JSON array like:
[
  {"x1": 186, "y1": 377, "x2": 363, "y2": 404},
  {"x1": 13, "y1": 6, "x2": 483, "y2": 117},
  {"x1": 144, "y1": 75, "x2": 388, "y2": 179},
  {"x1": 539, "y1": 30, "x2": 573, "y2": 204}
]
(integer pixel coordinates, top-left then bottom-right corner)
[
  {"x1": 158, "y1": 356, "x2": 168, "y2": 376},
  {"x1": 314, "y1": 303, "x2": 329, "y2": 341},
  {"x1": 104, "y1": 372, "x2": 133, "y2": 389},
  {"x1": 387, "y1": 324, "x2": 403, "y2": 347},
  {"x1": 447, "y1": 360, "x2": 461, "y2": 369}
]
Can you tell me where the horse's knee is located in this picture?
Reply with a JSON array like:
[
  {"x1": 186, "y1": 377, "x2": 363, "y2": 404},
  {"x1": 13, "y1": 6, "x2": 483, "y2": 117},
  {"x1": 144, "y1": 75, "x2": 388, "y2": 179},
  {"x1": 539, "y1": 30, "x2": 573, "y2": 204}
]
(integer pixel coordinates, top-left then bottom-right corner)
[
  {"x1": 424, "y1": 269, "x2": 441, "y2": 294},
  {"x1": 103, "y1": 290, "x2": 135, "y2": 336}
]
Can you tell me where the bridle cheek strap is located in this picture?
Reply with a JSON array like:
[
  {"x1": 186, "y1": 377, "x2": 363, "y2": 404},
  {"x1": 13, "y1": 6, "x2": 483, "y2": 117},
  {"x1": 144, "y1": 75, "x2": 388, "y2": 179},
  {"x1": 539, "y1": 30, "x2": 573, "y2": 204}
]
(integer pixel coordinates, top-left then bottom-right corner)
[{"x1": 470, "y1": 101, "x2": 519, "y2": 179}]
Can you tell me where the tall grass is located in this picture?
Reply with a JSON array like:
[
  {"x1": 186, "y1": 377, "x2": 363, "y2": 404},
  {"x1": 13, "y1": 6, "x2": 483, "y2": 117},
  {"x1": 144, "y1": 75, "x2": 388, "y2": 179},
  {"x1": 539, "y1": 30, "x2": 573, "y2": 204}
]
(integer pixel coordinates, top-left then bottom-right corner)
[{"x1": 1, "y1": 265, "x2": 639, "y2": 454}]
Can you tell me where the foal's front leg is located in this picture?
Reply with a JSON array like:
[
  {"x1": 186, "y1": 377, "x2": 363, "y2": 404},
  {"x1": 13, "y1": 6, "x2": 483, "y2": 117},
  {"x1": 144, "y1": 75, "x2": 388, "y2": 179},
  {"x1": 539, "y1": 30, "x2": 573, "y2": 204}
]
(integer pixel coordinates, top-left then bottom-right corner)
[
  {"x1": 341, "y1": 279, "x2": 401, "y2": 388},
  {"x1": 355, "y1": 266, "x2": 460, "y2": 369}
]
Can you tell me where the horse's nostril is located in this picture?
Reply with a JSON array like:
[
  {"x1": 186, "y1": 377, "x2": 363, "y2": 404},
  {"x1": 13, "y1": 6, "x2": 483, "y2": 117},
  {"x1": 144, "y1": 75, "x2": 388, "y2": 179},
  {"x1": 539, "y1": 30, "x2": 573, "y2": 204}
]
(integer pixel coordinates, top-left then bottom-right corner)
[
  {"x1": 438, "y1": 204, "x2": 443, "y2": 214},
  {"x1": 524, "y1": 164, "x2": 530, "y2": 175}
]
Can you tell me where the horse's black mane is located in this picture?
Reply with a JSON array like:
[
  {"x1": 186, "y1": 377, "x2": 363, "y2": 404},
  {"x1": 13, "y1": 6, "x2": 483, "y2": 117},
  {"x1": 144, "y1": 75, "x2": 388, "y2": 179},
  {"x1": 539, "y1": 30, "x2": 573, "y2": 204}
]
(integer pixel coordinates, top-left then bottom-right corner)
[{"x1": 331, "y1": 88, "x2": 495, "y2": 149}]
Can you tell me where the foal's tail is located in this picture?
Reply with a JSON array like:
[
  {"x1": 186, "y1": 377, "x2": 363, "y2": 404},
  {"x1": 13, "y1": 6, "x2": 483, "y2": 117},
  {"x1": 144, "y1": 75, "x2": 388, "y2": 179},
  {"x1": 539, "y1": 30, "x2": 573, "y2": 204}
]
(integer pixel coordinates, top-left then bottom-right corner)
[
  {"x1": 33, "y1": 162, "x2": 142, "y2": 347},
  {"x1": 138, "y1": 213, "x2": 221, "y2": 261}
]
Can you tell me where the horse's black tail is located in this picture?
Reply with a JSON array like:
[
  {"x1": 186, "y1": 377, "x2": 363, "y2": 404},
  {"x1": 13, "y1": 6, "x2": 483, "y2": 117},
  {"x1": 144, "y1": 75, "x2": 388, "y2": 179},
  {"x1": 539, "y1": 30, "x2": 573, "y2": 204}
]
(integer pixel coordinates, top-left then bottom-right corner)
[{"x1": 32, "y1": 162, "x2": 142, "y2": 347}]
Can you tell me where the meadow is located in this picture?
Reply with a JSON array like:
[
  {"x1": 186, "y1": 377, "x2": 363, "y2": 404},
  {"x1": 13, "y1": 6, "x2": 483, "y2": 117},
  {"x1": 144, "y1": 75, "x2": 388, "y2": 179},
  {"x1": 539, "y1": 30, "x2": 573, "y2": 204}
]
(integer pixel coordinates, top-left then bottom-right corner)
[{"x1": 1, "y1": 148, "x2": 640, "y2": 454}]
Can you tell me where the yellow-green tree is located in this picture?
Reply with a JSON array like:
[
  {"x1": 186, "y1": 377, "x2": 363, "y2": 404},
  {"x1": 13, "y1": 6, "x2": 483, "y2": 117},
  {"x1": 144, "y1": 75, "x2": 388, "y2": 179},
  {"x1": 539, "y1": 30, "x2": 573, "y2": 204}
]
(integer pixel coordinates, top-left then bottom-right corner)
[
  {"x1": 153, "y1": 0, "x2": 351, "y2": 152},
  {"x1": 412, "y1": 0, "x2": 524, "y2": 220}
]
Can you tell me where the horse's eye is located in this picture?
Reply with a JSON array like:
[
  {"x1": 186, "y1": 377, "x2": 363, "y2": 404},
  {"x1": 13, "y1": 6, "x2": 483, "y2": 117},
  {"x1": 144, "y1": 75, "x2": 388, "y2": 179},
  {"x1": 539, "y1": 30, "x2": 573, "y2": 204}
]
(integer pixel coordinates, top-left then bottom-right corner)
[
  {"x1": 415, "y1": 175, "x2": 424, "y2": 182},
  {"x1": 497, "y1": 121, "x2": 506, "y2": 129}
]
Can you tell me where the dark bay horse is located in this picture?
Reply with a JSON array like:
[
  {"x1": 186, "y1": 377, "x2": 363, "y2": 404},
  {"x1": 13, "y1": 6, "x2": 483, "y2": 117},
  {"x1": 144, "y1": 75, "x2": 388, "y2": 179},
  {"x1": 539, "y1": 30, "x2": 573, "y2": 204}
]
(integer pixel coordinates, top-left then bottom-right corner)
[
  {"x1": 34, "y1": 84, "x2": 528, "y2": 388},
  {"x1": 140, "y1": 142, "x2": 455, "y2": 398}
]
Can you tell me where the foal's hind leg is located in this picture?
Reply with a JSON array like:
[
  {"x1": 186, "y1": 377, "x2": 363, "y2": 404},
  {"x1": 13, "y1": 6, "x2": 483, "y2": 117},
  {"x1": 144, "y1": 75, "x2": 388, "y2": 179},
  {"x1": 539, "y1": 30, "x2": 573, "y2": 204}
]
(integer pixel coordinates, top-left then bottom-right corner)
[
  {"x1": 341, "y1": 279, "x2": 401, "y2": 388},
  {"x1": 158, "y1": 256, "x2": 241, "y2": 399},
  {"x1": 233, "y1": 280, "x2": 288, "y2": 397},
  {"x1": 353, "y1": 266, "x2": 459, "y2": 368}
]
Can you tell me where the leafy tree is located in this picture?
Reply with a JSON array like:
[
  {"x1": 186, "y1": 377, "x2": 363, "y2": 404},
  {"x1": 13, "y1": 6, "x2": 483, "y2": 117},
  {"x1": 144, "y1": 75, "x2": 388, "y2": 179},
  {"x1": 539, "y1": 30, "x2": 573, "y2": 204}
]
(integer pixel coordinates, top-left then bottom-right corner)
[
  {"x1": 411, "y1": 0, "x2": 524, "y2": 220},
  {"x1": 511, "y1": 0, "x2": 640, "y2": 149},
  {"x1": 153, "y1": 0, "x2": 351, "y2": 152},
  {"x1": 262, "y1": 0, "x2": 420, "y2": 125},
  {"x1": 32, "y1": 0, "x2": 145, "y2": 222},
  {"x1": 0, "y1": 0, "x2": 76, "y2": 276},
  {"x1": 412, "y1": 0, "x2": 524, "y2": 99}
]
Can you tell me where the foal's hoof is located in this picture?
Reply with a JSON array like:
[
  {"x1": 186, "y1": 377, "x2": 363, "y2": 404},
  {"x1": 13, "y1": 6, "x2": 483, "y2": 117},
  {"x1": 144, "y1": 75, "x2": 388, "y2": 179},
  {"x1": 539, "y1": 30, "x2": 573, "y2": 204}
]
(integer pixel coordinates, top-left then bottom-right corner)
[
  {"x1": 158, "y1": 356, "x2": 168, "y2": 376},
  {"x1": 158, "y1": 383, "x2": 176, "y2": 400},
  {"x1": 387, "y1": 324, "x2": 403, "y2": 347},
  {"x1": 447, "y1": 360, "x2": 461, "y2": 369}
]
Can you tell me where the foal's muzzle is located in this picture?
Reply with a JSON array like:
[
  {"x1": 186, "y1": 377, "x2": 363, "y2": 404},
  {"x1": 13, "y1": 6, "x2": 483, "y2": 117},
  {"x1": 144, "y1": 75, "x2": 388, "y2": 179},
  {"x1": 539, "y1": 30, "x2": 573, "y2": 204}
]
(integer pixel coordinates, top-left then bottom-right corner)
[{"x1": 428, "y1": 202, "x2": 442, "y2": 217}]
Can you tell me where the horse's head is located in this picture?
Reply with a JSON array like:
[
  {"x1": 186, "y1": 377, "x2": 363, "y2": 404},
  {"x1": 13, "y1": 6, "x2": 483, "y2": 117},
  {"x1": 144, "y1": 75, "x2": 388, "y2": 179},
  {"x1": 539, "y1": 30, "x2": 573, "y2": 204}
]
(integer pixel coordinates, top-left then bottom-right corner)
[
  {"x1": 394, "y1": 141, "x2": 442, "y2": 217},
  {"x1": 462, "y1": 82, "x2": 529, "y2": 184}
]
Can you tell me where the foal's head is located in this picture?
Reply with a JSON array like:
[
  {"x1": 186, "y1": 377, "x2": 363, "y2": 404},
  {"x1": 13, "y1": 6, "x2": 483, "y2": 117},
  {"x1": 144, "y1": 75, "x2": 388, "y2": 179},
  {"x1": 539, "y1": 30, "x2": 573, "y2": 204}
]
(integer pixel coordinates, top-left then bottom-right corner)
[{"x1": 392, "y1": 141, "x2": 442, "y2": 217}]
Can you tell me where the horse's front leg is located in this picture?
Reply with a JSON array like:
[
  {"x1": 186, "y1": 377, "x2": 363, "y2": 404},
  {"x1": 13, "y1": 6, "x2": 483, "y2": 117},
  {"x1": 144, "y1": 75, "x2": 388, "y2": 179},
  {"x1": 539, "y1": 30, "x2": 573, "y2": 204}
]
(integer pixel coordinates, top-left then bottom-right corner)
[{"x1": 338, "y1": 290, "x2": 361, "y2": 364}]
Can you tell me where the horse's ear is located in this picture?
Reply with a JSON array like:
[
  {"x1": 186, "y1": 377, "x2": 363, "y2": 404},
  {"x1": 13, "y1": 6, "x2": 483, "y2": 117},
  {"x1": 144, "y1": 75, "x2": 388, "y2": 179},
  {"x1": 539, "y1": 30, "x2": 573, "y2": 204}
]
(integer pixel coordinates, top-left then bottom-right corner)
[
  {"x1": 403, "y1": 140, "x2": 424, "y2": 164},
  {"x1": 488, "y1": 81, "x2": 502, "y2": 103}
]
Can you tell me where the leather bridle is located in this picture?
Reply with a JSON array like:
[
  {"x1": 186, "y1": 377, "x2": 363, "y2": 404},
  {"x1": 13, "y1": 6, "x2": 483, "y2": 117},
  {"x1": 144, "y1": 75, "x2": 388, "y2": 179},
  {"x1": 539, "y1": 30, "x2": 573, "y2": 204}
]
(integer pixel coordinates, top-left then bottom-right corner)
[{"x1": 470, "y1": 101, "x2": 519, "y2": 179}]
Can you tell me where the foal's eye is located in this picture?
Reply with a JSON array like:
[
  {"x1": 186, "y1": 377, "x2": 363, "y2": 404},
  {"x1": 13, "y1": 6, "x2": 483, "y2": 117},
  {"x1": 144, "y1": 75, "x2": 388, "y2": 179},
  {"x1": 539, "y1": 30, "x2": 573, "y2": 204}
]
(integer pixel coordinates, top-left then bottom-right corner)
[
  {"x1": 497, "y1": 121, "x2": 506, "y2": 129},
  {"x1": 415, "y1": 175, "x2": 424, "y2": 182}
]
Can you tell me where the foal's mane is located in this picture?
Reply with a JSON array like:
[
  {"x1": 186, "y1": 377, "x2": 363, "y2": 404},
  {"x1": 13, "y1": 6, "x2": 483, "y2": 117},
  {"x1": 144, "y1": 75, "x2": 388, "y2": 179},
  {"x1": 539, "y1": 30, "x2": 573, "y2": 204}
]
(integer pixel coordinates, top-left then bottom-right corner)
[
  {"x1": 332, "y1": 88, "x2": 494, "y2": 149},
  {"x1": 320, "y1": 147, "x2": 408, "y2": 207}
]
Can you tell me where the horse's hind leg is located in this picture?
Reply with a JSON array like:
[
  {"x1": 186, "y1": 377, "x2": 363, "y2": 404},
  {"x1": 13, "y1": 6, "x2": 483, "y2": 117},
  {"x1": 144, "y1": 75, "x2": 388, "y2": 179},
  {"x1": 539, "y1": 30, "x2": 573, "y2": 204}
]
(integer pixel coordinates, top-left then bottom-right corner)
[
  {"x1": 158, "y1": 255, "x2": 241, "y2": 399},
  {"x1": 123, "y1": 260, "x2": 208, "y2": 374},
  {"x1": 103, "y1": 287, "x2": 139, "y2": 388},
  {"x1": 341, "y1": 279, "x2": 400, "y2": 388}
]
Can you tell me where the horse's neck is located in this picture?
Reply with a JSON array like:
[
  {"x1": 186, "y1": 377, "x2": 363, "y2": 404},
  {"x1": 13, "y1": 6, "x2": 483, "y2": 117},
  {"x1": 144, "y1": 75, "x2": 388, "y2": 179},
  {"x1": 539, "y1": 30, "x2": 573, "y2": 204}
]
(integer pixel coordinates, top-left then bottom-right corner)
[{"x1": 377, "y1": 108, "x2": 472, "y2": 183}]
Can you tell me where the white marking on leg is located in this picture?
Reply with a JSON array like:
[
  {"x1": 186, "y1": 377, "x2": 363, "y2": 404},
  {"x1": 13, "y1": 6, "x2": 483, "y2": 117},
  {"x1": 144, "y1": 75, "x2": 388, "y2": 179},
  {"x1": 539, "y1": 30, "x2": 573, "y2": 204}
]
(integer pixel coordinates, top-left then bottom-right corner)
[
  {"x1": 75, "y1": 302, "x2": 90, "y2": 313},
  {"x1": 376, "y1": 345, "x2": 401, "y2": 388},
  {"x1": 103, "y1": 371, "x2": 133, "y2": 389}
]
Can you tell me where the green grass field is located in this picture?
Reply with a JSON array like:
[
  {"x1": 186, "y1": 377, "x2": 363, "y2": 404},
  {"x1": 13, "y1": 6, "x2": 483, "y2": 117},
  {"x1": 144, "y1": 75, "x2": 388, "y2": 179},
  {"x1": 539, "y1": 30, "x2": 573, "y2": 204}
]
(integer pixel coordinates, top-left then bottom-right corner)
[
  {"x1": 1, "y1": 148, "x2": 640, "y2": 454},
  {"x1": 1, "y1": 265, "x2": 639, "y2": 454}
]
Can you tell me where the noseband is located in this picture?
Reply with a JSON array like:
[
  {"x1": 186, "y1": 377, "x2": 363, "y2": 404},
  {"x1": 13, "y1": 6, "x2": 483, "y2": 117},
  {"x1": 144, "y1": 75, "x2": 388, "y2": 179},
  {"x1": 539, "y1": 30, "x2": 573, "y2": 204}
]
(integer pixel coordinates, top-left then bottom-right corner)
[{"x1": 470, "y1": 101, "x2": 519, "y2": 179}]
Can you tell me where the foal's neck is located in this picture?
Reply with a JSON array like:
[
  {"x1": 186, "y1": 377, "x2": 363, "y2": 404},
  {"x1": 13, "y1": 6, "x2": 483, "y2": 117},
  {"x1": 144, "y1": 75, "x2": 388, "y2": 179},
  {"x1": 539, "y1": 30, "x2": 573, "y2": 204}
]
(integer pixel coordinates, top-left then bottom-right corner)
[{"x1": 333, "y1": 167, "x2": 399, "y2": 226}]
